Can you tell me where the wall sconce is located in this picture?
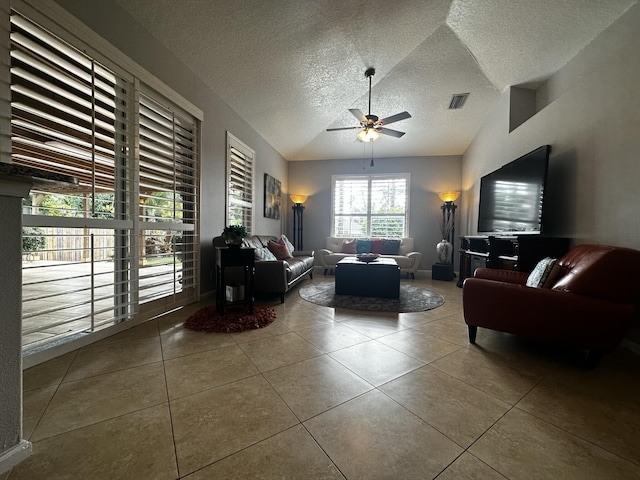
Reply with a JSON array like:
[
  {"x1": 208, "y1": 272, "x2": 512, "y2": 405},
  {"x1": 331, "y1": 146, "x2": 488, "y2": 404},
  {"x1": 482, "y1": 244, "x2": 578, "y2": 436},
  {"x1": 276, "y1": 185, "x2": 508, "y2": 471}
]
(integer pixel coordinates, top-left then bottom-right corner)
[{"x1": 290, "y1": 194, "x2": 307, "y2": 250}]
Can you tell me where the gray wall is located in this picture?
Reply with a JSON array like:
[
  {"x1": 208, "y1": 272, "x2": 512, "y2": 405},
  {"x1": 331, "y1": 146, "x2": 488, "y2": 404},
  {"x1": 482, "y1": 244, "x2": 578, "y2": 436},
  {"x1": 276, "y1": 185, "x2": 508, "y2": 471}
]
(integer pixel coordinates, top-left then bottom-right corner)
[
  {"x1": 461, "y1": 2, "x2": 640, "y2": 342},
  {"x1": 287, "y1": 155, "x2": 462, "y2": 270},
  {"x1": 54, "y1": 0, "x2": 289, "y2": 293}
]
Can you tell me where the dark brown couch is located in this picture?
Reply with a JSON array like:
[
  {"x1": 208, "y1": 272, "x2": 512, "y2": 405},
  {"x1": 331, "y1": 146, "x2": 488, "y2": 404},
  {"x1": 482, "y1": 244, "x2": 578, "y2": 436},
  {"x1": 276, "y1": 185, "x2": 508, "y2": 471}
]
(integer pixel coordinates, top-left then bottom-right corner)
[
  {"x1": 213, "y1": 235, "x2": 314, "y2": 303},
  {"x1": 462, "y1": 244, "x2": 640, "y2": 366}
]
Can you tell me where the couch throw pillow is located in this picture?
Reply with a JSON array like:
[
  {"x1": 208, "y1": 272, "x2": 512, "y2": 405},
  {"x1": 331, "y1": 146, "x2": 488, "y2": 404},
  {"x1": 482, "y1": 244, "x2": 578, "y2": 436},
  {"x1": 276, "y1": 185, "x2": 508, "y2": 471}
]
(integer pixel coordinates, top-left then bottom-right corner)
[
  {"x1": 526, "y1": 257, "x2": 557, "y2": 288},
  {"x1": 267, "y1": 240, "x2": 292, "y2": 260},
  {"x1": 382, "y1": 239, "x2": 401, "y2": 255},
  {"x1": 371, "y1": 239, "x2": 384, "y2": 254},
  {"x1": 255, "y1": 246, "x2": 276, "y2": 261},
  {"x1": 356, "y1": 239, "x2": 373, "y2": 254},
  {"x1": 279, "y1": 234, "x2": 295, "y2": 254},
  {"x1": 341, "y1": 239, "x2": 357, "y2": 254}
]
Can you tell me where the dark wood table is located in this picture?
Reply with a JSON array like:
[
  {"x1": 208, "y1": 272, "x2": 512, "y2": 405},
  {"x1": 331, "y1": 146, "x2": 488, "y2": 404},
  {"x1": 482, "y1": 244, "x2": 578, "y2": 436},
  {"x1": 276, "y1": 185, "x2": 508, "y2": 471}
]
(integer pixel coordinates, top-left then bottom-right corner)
[
  {"x1": 335, "y1": 257, "x2": 400, "y2": 298},
  {"x1": 215, "y1": 246, "x2": 255, "y2": 314}
]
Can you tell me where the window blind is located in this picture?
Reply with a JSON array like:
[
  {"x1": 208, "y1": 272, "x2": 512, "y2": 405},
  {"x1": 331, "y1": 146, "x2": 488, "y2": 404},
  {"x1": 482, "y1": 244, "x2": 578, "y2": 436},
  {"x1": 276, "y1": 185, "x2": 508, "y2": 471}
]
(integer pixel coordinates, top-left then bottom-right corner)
[
  {"x1": 138, "y1": 92, "x2": 199, "y2": 304},
  {"x1": 10, "y1": 13, "x2": 131, "y2": 218},
  {"x1": 332, "y1": 174, "x2": 409, "y2": 238},
  {"x1": 226, "y1": 133, "x2": 254, "y2": 233}
]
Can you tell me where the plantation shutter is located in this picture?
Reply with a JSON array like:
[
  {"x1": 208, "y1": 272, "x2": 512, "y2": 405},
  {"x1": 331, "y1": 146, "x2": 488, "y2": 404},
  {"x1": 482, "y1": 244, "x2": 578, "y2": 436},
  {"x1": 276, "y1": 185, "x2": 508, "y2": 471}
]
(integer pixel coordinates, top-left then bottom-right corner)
[
  {"x1": 10, "y1": 12, "x2": 131, "y2": 216},
  {"x1": 226, "y1": 133, "x2": 254, "y2": 233},
  {"x1": 138, "y1": 92, "x2": 199, "y2": 304},
  {"x1": 332, "y1": 174, "x2": 409, "y2": 238},
  {"x1": 333, "y1": 177, "x2": 369, "y2": 237},
  {"x1": 370, "y1": 176, "x2": 407, "y2": 238},
  {"x1": 11, "y1": 11, "x2": 136, "y2": 350}
]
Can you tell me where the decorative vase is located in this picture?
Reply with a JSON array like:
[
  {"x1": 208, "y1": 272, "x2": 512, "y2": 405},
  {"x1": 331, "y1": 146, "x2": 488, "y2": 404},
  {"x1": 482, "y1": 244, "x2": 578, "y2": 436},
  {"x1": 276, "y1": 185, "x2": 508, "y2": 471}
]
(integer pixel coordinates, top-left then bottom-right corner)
[{"x1": 436, "y1": 239, "x2": 452, "y2": 264}]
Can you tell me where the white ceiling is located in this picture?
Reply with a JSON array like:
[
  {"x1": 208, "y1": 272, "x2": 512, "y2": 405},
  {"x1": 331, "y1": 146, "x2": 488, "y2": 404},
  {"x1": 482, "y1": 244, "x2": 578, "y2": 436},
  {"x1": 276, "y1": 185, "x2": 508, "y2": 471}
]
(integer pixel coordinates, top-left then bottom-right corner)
[{"x1": 116, "y1": 0, "x2": 636, "y2": 161}]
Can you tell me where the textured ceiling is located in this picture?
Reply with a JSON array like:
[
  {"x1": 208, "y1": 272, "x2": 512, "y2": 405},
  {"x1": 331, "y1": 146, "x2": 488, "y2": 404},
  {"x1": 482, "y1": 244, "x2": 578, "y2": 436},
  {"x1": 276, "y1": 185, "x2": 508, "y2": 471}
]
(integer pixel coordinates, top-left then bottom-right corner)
[{"x1": 115, "y1": 0, "x2": 636, "y2": 161}]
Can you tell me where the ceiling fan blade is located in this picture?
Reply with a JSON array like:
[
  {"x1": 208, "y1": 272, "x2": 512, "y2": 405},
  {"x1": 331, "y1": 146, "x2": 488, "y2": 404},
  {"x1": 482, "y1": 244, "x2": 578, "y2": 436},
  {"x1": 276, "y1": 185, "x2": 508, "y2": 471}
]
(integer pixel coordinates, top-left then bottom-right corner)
[
  {"x1": 379, "y1": 111, "x2": 411, "y2": 125},
  {"x1": 326, "y1": 126, "x2": 360, "y2": 132},
  {"x1": 378, "y1": 127, "x2": 405, "y2": 138},
  {"x1": 349, "y1": 108, "x2": 366, "y2": 122}
]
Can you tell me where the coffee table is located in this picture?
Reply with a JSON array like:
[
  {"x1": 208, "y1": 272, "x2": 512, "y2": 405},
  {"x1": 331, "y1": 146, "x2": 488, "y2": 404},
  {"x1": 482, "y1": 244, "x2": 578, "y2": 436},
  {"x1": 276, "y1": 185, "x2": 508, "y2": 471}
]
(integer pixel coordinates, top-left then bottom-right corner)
[{"x1": 335, "y1": 257, "x2": 400, "y2": 298}]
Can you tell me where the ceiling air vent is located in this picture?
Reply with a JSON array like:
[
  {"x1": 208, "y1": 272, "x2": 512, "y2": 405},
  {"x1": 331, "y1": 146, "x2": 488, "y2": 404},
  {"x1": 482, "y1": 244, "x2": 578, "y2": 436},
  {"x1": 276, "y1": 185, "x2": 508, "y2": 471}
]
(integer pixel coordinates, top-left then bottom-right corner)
[{"x1": 449, "y1": 93, "x2": 469, "y2": 109}]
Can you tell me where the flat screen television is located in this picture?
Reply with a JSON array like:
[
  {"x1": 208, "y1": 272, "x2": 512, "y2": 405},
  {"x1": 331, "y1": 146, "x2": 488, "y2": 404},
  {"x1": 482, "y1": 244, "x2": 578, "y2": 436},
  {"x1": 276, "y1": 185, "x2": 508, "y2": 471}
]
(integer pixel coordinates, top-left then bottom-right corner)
[{"x1": 477, "y1": 145, "x2": 551, "y2": 234}]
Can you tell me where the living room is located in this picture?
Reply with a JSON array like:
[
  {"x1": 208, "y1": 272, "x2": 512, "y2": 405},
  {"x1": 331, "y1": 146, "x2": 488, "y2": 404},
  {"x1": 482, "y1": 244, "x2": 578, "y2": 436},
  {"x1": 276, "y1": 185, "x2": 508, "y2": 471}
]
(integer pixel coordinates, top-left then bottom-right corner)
[{"x1": 2, "y1": 0, "x2": 640, "y2": 478}]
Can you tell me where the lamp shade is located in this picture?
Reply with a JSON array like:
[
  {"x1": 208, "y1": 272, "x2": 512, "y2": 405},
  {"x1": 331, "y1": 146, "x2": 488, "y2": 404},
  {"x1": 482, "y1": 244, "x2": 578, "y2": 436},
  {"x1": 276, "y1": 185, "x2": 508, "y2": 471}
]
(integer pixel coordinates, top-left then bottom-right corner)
[
  {"x1": 290, "y1": 194, "x2": 307, "y2": 205},
  {"x1": 438, "y1": 191, "x2": 460, "y2": 203},
  {"x1": 357, "y1": 128, "x2": 380, "y2": 142}
]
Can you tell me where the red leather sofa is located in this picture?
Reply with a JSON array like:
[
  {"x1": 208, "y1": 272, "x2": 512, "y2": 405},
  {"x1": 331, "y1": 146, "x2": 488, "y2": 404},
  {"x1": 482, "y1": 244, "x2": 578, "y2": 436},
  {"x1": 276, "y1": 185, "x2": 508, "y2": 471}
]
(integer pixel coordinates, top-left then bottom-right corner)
[{"x1": 462, "y1": 244, "x2": 640, "y2": 366}]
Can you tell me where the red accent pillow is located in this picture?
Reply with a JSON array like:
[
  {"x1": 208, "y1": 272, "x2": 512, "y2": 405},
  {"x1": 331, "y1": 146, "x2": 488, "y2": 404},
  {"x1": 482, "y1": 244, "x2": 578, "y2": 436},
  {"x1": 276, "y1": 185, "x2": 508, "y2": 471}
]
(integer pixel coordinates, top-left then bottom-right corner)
[
  {"x1": 267, "y1": 240, "x2": 292, "y2": 260},
  {"x1": 371, "y1": 239, "x2": 384, "y2": 254},
  {"x1": 341, "y1": 239, "x2": 357, "y2": 254}
]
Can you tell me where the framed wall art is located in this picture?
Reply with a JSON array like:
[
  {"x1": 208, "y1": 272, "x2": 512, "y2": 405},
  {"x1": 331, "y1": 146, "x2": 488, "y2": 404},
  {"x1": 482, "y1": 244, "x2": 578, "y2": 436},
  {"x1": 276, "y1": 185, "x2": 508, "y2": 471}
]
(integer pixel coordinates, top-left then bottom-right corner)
[{"x1": 263, "y1": 173, "x2": 281, "y2": 219}]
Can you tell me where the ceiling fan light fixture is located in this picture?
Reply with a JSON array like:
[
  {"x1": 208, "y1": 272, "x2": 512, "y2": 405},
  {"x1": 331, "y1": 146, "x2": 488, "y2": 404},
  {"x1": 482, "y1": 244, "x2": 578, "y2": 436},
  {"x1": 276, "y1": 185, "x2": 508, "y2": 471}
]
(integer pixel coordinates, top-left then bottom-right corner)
[{"x1": 357, "y1": 128, "x2": 380, "y2": 142}]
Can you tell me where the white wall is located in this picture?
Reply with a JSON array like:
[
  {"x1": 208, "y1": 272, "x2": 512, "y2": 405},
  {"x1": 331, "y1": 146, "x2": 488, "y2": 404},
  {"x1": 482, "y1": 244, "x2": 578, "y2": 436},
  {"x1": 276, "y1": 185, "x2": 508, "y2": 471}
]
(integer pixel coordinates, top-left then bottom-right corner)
[
  {"x1": 54, "y1": 0, "x2": 289, "y2": 293},
  {"x1": 461, "y1": 2, "x2": 640, "y2": 343},
  {"x1": 288, "y1": 155, "x2": 462, "y2": 270},
  {"x1": 462, "y1": 2, "x2": 640, "y2": 249}
]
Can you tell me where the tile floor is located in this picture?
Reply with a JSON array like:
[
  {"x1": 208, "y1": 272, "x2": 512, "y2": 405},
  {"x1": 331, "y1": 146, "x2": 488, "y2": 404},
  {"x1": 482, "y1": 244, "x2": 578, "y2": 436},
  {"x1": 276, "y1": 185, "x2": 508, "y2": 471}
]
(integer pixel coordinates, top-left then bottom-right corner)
[{"x1": 7, "y1": 273, "x2": 640, "y2": 479}]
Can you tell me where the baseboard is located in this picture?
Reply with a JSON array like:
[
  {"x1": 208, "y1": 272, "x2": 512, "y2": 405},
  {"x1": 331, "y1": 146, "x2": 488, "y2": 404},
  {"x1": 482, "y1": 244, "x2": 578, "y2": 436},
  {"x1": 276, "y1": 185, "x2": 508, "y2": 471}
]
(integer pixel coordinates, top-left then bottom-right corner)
[
  {"x1": 0, "y1": 440, "x2": 32, "y2": 474},
  {"x1": 621, "y1": 339, "x2": 640, "y2": 355}
]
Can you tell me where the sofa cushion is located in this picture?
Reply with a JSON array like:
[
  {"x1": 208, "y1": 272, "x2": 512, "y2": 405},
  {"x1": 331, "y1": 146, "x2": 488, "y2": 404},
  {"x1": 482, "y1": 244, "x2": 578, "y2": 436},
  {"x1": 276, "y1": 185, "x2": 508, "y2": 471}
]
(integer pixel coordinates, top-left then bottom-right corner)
[
  {"x1": 371, "y1": 238, "x2": 384, "y2": 254},
  {"x1": 267, "y1": 240, "x2": 292, "y2": 260},
  {"x1": 285, "y1": 257, "x2": 313, "y2": 282},
  {"x1": 525, "y1": 257, "x2": 557, "y2": 288},
  {"x1": 341, "y1": 239, "x2": 357, "y2": 254},
  {"x1": 255, "y1": 246, "x2": 276, "y2": 261},
  {"x1": 382, "y1": 239, "x2": 401, "y2": 255},
  {"x1": 356, "y1": 239, "x2": 372, "y2": 254},
  {"x1": 280, "y1": 234, "x2": 295, "y2": 254}
]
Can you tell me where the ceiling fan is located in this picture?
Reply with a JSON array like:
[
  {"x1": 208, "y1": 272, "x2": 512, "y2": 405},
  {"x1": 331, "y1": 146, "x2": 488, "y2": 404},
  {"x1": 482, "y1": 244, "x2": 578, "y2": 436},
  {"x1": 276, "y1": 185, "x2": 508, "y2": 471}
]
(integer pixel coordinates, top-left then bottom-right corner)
[{"x1": 327, "y1": 67, "x2": 411, "y2": 142}]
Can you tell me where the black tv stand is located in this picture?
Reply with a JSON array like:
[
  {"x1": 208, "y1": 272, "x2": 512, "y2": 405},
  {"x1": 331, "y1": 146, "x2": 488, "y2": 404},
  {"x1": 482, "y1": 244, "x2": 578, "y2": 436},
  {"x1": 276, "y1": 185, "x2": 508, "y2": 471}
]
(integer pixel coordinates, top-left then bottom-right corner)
[{"x1": 457, "y1": 235, "x2": 570, "y2": 287}]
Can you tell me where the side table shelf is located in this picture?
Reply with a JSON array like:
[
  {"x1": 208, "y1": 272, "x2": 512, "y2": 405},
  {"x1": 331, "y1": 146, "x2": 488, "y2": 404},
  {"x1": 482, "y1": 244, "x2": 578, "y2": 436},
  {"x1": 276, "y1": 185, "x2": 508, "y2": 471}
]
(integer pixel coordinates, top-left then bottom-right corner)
[{"x1": 215, "y1": 246, "x2": 255, "y2": 315}]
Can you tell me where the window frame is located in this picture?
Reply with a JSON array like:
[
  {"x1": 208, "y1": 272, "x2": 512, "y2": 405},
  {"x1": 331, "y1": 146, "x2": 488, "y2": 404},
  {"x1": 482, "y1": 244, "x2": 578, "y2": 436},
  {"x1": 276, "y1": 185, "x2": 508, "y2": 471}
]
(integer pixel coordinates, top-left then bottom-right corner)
[
  {"x1": 331, "y1": 173, "x2": 410, "y2": 238},
  {"x1": 7, "y1": 1, "x2": 203, "y2": 357}
]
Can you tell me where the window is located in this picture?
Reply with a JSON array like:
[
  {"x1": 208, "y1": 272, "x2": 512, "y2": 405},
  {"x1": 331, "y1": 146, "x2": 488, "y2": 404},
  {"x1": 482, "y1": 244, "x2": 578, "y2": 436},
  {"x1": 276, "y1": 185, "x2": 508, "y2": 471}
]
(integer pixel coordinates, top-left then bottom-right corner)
[
  {"x1": 10, "y1": 9, "x2": 201, "y2": 353},
  {"x1": 138, "y1": 92, "x2": 199, "y2": 306},
  {"x1": 332, "y1": 174, "x2": 410, "y2": 238},
  {"x1": 226, "y1": 132, "x2": 254, "y2": 233}
]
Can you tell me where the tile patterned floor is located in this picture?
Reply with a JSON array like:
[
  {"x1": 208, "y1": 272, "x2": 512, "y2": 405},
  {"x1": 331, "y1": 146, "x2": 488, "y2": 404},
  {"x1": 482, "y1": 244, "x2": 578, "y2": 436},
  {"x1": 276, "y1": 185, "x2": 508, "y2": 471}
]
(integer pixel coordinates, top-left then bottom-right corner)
[{"x1": 8, "y1": 273, "x2": 640, "y2": 479}]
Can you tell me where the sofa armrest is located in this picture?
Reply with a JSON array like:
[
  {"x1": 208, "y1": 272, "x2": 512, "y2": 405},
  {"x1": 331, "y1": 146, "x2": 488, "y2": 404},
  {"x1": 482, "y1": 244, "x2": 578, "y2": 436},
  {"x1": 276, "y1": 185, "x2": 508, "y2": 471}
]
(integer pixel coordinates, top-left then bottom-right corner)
[
  {"x1": 405, "y1": 251, "x2": 422, "y2": 272},
  {"x1": 473, "y1": 268, "x2": 528, "y2": 284},
  {"x1": 293, "y1": 250, "x2": 314, "y2": 257},
  {"x1": 316, "y1": 248, "x2": 333, "y2": 268}
]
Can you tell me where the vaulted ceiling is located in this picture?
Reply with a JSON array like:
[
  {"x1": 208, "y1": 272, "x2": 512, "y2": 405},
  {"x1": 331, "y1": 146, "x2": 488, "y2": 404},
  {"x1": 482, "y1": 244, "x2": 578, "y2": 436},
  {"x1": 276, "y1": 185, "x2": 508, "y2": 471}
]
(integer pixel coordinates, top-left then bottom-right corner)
[{"x1": 116, "y1": 0, "x2": 636, "y2": 161}]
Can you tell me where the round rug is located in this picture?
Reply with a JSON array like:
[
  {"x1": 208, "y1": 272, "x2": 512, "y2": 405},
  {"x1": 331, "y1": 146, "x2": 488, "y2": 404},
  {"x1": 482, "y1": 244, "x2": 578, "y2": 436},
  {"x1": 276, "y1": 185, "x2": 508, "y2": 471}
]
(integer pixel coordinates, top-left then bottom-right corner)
[
  {"x1": 299, "y1": 281, "x2": 445, "y2": 313},
  {"x1": 184, "y1": 305, "x2": 276, "y2": 333}
]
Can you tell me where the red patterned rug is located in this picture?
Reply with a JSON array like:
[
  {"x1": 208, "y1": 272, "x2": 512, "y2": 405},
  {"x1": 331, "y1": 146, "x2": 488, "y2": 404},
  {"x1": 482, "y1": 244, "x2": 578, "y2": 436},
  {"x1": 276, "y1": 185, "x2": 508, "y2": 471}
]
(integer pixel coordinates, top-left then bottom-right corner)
[{"x1": 184, "y1": 305, "x2": 276, "y2": 333}]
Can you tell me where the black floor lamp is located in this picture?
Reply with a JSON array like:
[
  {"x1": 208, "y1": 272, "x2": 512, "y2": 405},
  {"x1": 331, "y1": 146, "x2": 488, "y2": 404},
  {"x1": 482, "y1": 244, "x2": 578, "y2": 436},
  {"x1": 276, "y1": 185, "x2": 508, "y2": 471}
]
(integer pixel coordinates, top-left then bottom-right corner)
[
  {"x1": 438, "y1": 191, "x2": 460, "y2": 265},
  {"x1": 290, "y1": 194, "x2": 307, "y2": 250}
]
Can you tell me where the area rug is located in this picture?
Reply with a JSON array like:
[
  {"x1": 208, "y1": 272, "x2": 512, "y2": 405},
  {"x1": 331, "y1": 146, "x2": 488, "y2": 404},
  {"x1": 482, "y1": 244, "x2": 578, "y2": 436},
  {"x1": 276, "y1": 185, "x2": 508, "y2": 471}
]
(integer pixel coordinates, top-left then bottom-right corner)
[
  {"x1": 184, "y1": 305, "x2": 276, "y2": 333},
  {"x1": 299, "y1": 281, "x2": 445, "y2": 313}
]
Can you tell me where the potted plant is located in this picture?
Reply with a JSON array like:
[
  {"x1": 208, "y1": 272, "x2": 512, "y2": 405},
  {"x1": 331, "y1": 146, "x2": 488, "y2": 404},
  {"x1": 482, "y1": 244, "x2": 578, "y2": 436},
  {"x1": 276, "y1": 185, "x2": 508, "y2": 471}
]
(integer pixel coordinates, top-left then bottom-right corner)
[{"x1": 222, "y1": 224, "x2": 248, "y2": 247}]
